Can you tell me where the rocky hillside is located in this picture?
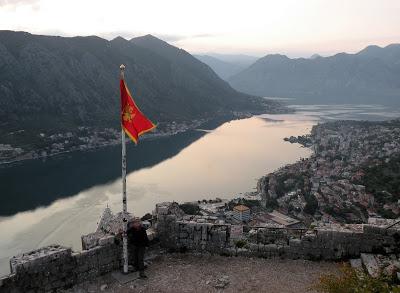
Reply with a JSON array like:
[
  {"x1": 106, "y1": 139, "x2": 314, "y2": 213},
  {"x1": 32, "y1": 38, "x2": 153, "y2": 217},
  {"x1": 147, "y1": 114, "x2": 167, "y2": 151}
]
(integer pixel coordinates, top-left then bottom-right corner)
[
  {"x1": 229, "y1": 44, "x2": 400, "y2": 105},
  {"x1": 0, "y1": 31, "x2": 280, "y2": 162},
  {"x1": 0, "y1": 31, "x2": 267, "y2": 132}
]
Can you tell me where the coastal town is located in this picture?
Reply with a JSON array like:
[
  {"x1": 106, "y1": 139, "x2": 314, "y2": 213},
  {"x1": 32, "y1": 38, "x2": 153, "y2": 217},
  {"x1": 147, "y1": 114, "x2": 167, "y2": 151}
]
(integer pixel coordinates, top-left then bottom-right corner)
[
  {"x1": 0, "y1": 101, "x2": 288, "y2": 165},
  {"x1": 0, "y1": 119, "x2": 207, "y2": 165},
  {"x1": 171, "y1": 118, "x2": 400, "y2": 229},
  {"x1": 260, "y1": 119, "x2": 400, "y2": 224}
]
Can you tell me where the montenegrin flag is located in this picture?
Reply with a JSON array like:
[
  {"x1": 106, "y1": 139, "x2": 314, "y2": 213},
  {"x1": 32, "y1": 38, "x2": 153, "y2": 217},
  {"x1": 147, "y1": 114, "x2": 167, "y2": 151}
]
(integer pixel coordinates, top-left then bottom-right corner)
[{"x1": 120, "y1": 79, "x2": 156, "y2": 144}]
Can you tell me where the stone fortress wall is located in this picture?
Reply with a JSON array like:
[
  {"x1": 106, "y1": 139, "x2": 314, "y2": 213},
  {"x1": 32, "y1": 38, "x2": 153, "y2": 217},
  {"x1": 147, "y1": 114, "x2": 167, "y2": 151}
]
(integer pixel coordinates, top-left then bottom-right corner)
[
  {"x1": 0, "y1": 207, "x2": 125, "y2": 293},
  {"x1": 156, "y1": 204, "x2": 400, "y2": 260},
  {"x1": 1, "y1": 202, "x2": 399, "y2": 292},
  {"x1": 0, "y1": 238, "x2": 120, "y2": 293}
]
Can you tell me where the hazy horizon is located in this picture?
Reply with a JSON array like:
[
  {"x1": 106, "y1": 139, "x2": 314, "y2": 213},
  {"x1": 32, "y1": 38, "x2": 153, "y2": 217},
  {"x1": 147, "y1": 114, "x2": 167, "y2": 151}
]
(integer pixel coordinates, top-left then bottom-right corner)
[
  {"x1": 1, "y1": 29, "x2": 399, "y2": 60},
  {"x1": 1, "y1": 0, "x2": 399, "y2": 58}
]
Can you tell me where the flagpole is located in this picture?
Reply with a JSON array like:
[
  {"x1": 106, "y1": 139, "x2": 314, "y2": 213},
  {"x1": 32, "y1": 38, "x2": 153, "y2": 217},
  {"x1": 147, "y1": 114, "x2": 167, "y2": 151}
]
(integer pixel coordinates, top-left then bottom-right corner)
[{"x1": 120, "y1": 64, "x2": 129, "y2": 274}]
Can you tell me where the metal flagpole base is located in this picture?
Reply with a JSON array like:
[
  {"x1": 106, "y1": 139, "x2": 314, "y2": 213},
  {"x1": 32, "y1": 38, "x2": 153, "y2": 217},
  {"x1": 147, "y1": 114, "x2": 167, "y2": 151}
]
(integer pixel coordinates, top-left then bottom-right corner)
[{"x1": 111, "y1": 270, "x2": 140, "y2": 284}]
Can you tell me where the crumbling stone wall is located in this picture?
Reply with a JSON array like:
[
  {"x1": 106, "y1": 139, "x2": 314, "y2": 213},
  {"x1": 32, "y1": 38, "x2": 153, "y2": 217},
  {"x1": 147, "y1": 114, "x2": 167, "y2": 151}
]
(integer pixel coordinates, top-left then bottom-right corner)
[
  {"x1": 157, "y1": 213, "x2": 231, "y2": 253},
  {"x1": 0, "y1": 236, "x2": 121, "y2": 292},
  {"x1": 248, "y1": 227, "x2": 306, "y2": 246},
  {"x1": 1, "y1": 203, "x2": 398, "y2": 292},
  {"x1": 0, "y1": 206, "x2": 158, "y2": 293},
  {"x1": 176, "y1": 221, "x2": 230, "y2": 252},
  {"x1": 244, "y1": 226, "x2": 400, "y2": 260},
  {"x1": 156, "y1": 208, "x2": 400, "y2": 261}
]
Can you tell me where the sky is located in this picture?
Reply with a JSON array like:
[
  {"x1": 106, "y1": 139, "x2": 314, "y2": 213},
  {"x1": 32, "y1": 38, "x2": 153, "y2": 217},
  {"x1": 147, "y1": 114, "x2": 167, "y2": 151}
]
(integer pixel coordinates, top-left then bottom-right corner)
[{"x1": 0, "y1": 0, "x2": 399, "y2": 57}]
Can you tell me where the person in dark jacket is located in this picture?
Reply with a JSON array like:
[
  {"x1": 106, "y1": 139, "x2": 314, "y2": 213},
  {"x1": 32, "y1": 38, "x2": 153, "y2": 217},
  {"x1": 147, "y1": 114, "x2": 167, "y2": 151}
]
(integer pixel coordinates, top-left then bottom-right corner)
[{"x1": 127, "y1": 218, "x2": 149, "y2": 278}]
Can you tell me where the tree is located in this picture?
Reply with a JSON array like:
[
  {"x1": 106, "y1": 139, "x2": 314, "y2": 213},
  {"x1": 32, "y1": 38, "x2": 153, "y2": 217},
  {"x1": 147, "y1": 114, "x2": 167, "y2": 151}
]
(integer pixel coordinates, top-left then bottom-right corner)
[
  {"x1": 179, "y1": 203, "x2": 200, "y2": 215},
  {"x1": 303, "y1": 193, "x2": 318, "y2": 215}
]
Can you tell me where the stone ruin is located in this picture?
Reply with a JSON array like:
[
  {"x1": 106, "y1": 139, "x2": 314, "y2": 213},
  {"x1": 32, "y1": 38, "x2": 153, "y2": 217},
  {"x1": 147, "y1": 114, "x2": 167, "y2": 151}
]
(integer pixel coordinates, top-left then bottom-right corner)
[
  {"x1": 9, "y1": 245, "x2": 72, "y2": 275},
  {"x1": 81, "y1": 206, "x2": 133, "y2": 250},
  {"x1": 1, "y1": 202, "x2": 399, "y2": 292},
  {"x1": 156, "y1": 203, "x2": 400, "y2": 261},
  {"x1": 0, "y1": 208, "x2": 127, "y2": 292},
  {"x1": 97, "y1": 206, "x2": 132, "y2": 235},
  {"x1": 156, "y1": 203, "x2": 400, "y2": 280}
]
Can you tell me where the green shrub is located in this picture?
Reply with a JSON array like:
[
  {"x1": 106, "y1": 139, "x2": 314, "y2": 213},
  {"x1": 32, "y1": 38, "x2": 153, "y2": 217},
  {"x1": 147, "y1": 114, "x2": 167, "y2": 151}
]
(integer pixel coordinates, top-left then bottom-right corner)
[
  {"x1": 234, "y1": 239, "x2": 247, "y2": 249},
  {"x1": 265, "y1": 197, "x2": 278, "y2": 211},
  {"x1": 179, "y1": 203, "x2": 200, "y2": 215},
  {"x1": 227, "y1": 198, "x2": 261, "y2": 210},
  {"x1": 312, "y1": 264, "x2": 400, "y2": 293},
  {"x1": 141, "y1": 213, "x2": 152, "y2": 221}
]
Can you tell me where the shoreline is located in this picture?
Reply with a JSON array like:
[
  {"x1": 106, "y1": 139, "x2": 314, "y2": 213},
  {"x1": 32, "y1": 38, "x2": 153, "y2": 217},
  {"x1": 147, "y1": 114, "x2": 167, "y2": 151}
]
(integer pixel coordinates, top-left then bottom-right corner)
[
  {"x1": 0, "y1": 106, "x2": 292, "y2": 168},
  {"x1": 255, "y1": 118, "x2": 400, "y2": 224},
  {"x1": 2, "y1": 107, "x2": 399, "y2": 280},
  {"x1": 0, "y1": 119, "x2": 207, "y2": 168},
  {"x1": 1, "y1": 106, "x2": 304, "y2": 276}
]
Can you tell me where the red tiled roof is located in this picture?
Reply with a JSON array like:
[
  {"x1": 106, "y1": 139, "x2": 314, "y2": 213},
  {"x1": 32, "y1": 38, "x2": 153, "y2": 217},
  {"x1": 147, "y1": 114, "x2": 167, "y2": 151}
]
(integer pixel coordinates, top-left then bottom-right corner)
[{"x1": 233, "y1": 205, "x2": 250, "y2": 212}]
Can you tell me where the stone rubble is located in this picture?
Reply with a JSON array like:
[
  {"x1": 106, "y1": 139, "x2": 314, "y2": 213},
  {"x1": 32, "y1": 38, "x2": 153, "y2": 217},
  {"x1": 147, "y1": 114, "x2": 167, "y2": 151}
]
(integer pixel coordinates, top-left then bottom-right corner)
[{"x1": 214, "y1": 275, "x2": 230, "y2": 289}]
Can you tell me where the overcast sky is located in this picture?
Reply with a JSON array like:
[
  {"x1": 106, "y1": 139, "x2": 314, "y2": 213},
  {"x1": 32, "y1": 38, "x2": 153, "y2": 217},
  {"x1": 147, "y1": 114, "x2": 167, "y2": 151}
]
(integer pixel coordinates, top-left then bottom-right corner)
[{"x1": 0, "y1": 0, "x2": 399, "y2": 57}]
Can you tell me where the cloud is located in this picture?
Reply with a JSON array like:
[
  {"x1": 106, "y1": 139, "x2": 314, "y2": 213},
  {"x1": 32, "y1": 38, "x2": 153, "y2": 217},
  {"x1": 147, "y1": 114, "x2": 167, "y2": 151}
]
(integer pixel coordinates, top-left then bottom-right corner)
[
  {"x1": 154, "y1": 33, "x2": 218, "y2": 43},
  {"x1": 0, "y1": 0, "x2": 39, "y2": 7},
  {"x1": 0, "y1": 0, "x2": 41, "y2": 11},
  {"x1": 95, "y1": 31, "x2": 218, "y2": 43},
  {"x1": 154, "y1": 34, "x2": 186, "y2": 42},
  {"x1": 98, "y1": 32, "x2": 185, "y2": 42}
]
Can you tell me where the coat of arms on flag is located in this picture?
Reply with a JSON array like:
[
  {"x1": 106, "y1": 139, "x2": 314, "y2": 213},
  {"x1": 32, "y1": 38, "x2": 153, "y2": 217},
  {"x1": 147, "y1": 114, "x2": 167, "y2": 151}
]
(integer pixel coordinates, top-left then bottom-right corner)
[{"x1": 120, "y1": 76, "x2": 156, "y2": 144}]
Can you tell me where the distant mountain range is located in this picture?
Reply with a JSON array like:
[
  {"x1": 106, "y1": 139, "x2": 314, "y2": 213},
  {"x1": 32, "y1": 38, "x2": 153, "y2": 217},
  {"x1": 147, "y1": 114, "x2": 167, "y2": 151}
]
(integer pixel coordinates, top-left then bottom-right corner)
[
  {"x1": 229, "y1": 44, "x2": 400, "y2": 105},
  {"x1": 0, "y1": 31, "x2": 278, "y2": 155},
  {"x1": 194, "y1": 53, "x2": 257, "y2": 80},
  {"x1": 205, "y1": 53, "x2": 258, "y2": 67}
]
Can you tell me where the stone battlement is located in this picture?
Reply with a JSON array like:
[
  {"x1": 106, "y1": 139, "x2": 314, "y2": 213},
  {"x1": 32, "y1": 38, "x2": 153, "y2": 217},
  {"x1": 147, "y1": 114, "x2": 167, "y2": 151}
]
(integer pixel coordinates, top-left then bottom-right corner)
[
  {"x1": 156, "y1": 203, "x2": 400, "y2": 260},
  {"x1": 1, "y1": 237, "x2": 121, "y2": 292},
  {"x1": 1, "y1": 202, "x2": 399, "y2": 292}
]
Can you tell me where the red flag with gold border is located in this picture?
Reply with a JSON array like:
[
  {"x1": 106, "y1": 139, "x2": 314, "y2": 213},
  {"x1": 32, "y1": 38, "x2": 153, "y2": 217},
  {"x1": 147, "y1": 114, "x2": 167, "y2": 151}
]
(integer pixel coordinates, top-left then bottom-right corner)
[{"x1": 120, "y1": 79, "x2": 156, "y2": 144}]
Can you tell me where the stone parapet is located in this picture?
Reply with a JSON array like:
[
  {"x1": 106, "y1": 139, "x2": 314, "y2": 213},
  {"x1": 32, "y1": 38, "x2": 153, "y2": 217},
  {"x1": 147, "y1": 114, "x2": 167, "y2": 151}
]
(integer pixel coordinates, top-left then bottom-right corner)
[
  {"x1": 156, "y1": 210, "x2": 400, "y2": 261},
  {"x1": 1, "y1": 203, "x2": 399, "y2": 292},
  {"x1": 0, "y1": 238, "x2": 121, "y2": 292}
]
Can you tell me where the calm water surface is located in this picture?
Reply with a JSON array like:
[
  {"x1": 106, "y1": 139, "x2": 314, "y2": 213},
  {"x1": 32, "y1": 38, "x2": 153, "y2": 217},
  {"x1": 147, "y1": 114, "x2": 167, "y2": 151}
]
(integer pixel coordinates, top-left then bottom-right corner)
[{"x1": 0, "y1": 104, "x2": 398, "y2": 275}]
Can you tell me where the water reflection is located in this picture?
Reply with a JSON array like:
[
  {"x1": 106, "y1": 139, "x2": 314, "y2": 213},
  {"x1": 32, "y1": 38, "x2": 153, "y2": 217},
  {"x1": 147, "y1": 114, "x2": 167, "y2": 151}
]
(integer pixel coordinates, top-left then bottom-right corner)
[
  {"x1": 0, "y1": 113, "x2": 314, "y2": 275},
  {"x1": 0, "y1": 118, "x2": 231, "y2": 216}
]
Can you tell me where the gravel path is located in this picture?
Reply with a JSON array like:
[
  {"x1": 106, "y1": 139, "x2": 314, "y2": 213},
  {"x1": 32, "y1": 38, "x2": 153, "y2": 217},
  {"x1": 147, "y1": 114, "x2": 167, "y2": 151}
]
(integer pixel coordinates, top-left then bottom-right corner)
[{"x1": 63, "y1": 253, "x2": 338, "y2": 293}]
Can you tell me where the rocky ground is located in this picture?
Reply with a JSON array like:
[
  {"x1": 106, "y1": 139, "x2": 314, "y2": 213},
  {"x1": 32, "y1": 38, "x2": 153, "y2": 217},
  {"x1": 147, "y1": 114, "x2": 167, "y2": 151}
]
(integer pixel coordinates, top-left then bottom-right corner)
[{"x1": 62, "y1": 253, "x2": 338, "y2": 293}]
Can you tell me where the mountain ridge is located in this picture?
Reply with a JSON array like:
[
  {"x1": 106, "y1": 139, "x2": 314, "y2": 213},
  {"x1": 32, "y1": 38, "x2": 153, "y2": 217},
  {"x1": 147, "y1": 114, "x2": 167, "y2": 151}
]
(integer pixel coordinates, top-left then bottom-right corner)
[
  {"x1": 229, "y1": 43, "x2": 400, "y2": 105},
  {"x1": 0, "y1": 30, "x2": 281, "y2": 164},
  {"x1": 0, "y1": 30, "x2": 269, "y2": 128},
  {"x1": 194, "y1": 54, "x2": 246, "y2": 80}
]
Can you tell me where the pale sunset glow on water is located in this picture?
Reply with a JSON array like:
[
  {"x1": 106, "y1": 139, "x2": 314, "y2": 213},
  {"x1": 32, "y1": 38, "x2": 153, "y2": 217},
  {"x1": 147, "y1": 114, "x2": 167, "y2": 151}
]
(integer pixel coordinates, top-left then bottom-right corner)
[
  {"x1": 0, "y1": 112, "x2": 313, "y2": 275},
  {"x1": 0, "y1": 104, "x2": 398, "y2": 275}
]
